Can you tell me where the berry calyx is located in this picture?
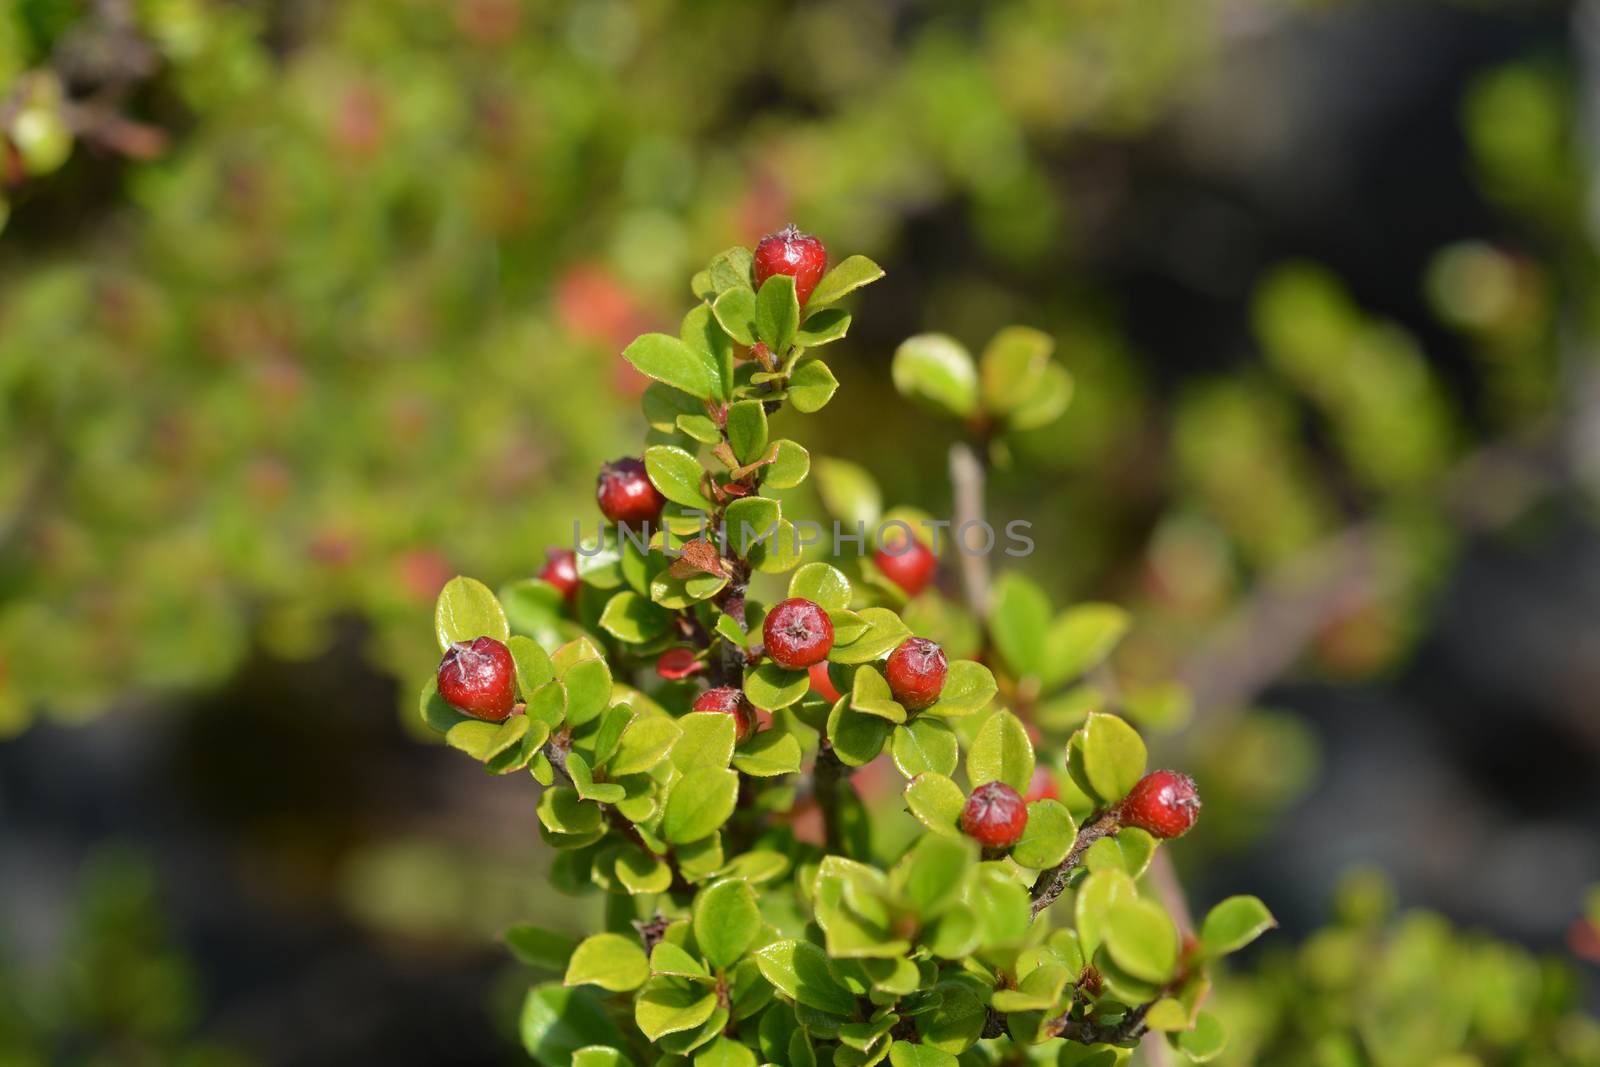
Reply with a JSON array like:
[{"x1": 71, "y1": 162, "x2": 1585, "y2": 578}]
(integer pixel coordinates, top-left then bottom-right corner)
[
  {"x1": 808, "y1": 661, "x2": 841, "y2": 703},
  {"x1": 437, "y1": 636, "x2": 518, "y2": 722},
  {"x1": 596, "y1": 457, "x2": 666, "y2": 527},
  {"x1": 762, "y1": 597, "x2": 834, "y2": 670},
  {"x1": 874, "y1": 531, "x2": 937, "y2": 597},
  {"x1": 884, "y1": 637, "x2": 947, "y2": 711},
  {"x1": 692, "y1": 685, "x2": 757, "y2": 744},
  {"x1": 753, "y1": 225, "x2": 827, "y2": 306},
  {"x1": 538, "y1": 548, "x2": 579, "y2": 603},
  {"x1": 1118, "y1": 770, "x2": 1201, "y2": 839},
  {"x1": 960, "y1": 781, "x2": 1029, "y2": 849},
  {"x1": 1025, "y1": 765, "x2": 1060, "y2": 803}
]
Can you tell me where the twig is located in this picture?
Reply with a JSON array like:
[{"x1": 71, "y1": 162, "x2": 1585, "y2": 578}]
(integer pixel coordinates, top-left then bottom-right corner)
[
  {"x1": 949, "y1": 441, "x2": 992, "y2": 619},
  {"x1": 812, "y1": 743, "x2": 848, "y2": 855},
  {"x1": 1029, "y1": 811, "x2": 1121, "y2": 919},
  {"x1": 544, "y1": 731, "x2": 688, "y2": 891}
]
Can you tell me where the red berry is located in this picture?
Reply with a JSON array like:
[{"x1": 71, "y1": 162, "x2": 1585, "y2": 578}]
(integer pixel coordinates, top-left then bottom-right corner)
[
  {"x1": 1025, "y1": 765, "x2": 1060, "y2": 804},
  {"x1": 437, "y1": 636, "x2": 518, "y2": 722},
  {"x1": 808, "y1": 661, "x2": 841, "y2": 703},
  {"x1": 538, "y1": 548, "x2": 579, "y2": 603},
  {"x1": 884, "y1": 637, "x2": 947, "y2": 711},
  {"x1": 655, "y1": 647, "x2": 703, "y2": 680},
  {"x1": 1118, "y1": 771, "x2": 1201, "y2": 840},
  {"x1": 960, "y1": 781, "x2": 1029, "y2": 849},
  {"x1": 752, "y1": 225, "x2": 827, "y2": 306},
  {"x1": 762, "y1": 597, "x2": 834, "y2": 670},
  {"x1": 874, "y1": 532, "x2": 936, "y2": 597},
  {"x1": 692, "y1": 685, "x2": 757, "y2": 744},
  {"x1": 597, "y1": 457, "x2": 666, "y2": 527}
]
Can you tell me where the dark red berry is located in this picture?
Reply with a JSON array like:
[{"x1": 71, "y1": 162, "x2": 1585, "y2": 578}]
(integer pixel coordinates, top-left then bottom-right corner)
[
  {"x1": 1025, "y1": 765, "x2": 1060, "y2": 804},
  {"x1": 884, "y1": 637, "x2": 947, "y2": 711},
  {"x1": 597, "y1": 457, "x2": 666, "y2": 527},
  {"x1": 752, "y1": 225, "x2": 827, "y2": 306},
  {"x1": 692, "y1": 685, "x2": 757, "y2": 744},
  {"x1": 874, "y1": 532, "x2": 937, "y2": 597},
  {"x1": 1118, "y1": 771, "x2": 1201, "y2": 840},
  {"x1": 437, "y1": 636, "x2": 518, "y2": 722},
  {"x1": 538, "y1": 548, "x2": 579, "y2": 603},
  {"x1": 808, "y1": 661, "x2": 841, "y2": 703},
  {"x1": 656, "y1": 647, "x2": 703, "y2": 680},
  {"x1": 960, "y1": 781, "x2": 1029, "y2": 849},
  {"x1": 762, "y1": 597, "x2": 834, "y2": 670}
]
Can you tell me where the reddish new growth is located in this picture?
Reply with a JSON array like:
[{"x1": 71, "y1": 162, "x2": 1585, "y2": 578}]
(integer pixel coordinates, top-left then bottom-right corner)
[
  {"x1": 762, "y1": 597, "x2": 834, "y2": 670},
  {"x1": 874, "y1": 531, "x2": 937, "y2": 597},
  {"x1": 1118, "y1": 770, "x2": 1201, "y2": 839},
  {"x1": 692, "y1": 685, "x2": 757, "y2": 744},
  {"x1": 884, "y1": 637, "x2": 948, "y2": 711},
  {"x1": 960, "y1": 781, "x2": 1029, "y2": 849},
  {"x1": 753, "y1": 225, "x2": 828, "y2": 306},
  {"x1": 538, "y1": 548, "x2": 579, "y2": 603},
  {"x1": 597, "y1": 457, "x2": 666, "y2": 527},
  {"x1": 437, "y1": 636, "x2": 518, "y2": 722}
]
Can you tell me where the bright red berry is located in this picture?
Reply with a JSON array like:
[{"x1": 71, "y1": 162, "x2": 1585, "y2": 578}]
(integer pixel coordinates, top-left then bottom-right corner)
[
  {"x1": 752, "y1": 225, "x2": 827, "y2": 306},
  {"x1": 808, "y1": 661, "x2": 841, "y2": 703},
  {"x1": 597, "y1": 457, "x2": 666, "y2": 527},
  {"x1": 538, "y1": 548, "x2": 579, "y2": 603},
  {"x1": 874, "y1": 532, "x2": 937, "y2": 597},
  {"x1": 437, "y1": 636, "x2": 518, "y2": 722},
  {"x1": 762, "y1": 597, "x2": 834, "y2": 670},
  {"x1": 1118, "y1": 771, "x2": 1201, "y2": 840},
  {"x1": 1025, "y1": 765, "x2": 1060, "y2": 803},
  {"x1": 960, "y1": 781, "x2": 1029, "y2": 849},
  {"x1": 692, "y1": 685, "x2": 757, "y2": 744},
  {"x1": 884, "y1": 637, "x2": 947, "y2": 711}
]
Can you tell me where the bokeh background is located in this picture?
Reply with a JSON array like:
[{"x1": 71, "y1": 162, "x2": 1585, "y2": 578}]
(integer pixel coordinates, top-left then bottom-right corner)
[{"x1": 3, "y1": 1, "x2": 1600, "y2": 1064}]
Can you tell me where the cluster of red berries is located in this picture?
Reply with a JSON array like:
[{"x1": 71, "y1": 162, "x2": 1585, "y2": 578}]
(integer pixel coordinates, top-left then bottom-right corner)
[{"x1": 958, "y1": 768, "x2": 1202, "y2": 850}]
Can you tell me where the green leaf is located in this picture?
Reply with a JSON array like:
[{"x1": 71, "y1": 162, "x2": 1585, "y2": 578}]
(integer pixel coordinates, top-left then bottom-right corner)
[
  {"x1": 1011, "y1": 799, "x2": 1076, "y2": 870},
  {"x1": 505, "y1": 924, "x2": 579, "y2": 970},
  {"x1": 1084, "y1": 827, "x2": 1157, "y2": 880},
  {"x1": 672, "y1": 712, "x2": 737, "y2": 771},
  {"x1": 1008, "y1": 362, "x2": 1073, "y2": 431},
  {"x1": 965, "y1": 709, "x2": 1034, "y2": 792},
  {"x1": 889, "y1": 718, "x2": 959, "y2": 778},
  {"x1": 662, "y1": 767, "x2": 739, "y2": 843},
  {"x1": 624, "y1": 332, "x2": 715, "y2": 399},
  {"x1": 694, "y1": 879, "x2": 763, "y2": 969},
  {"x1": 537, "y1": 787, "x2": 603, "y2": 836},
  {"x1": 650, "y1": 569, "x2": 729, "y2": 610},
  {"x1": 828, "y1": 607, "x2": 910, "y2": 665},
  {"x1": 748, "y1": 518, "x2": 802, "y2": 575},
  {"x1": 682, "y1": 302, "x2": 735, "y2": 400},
  {"x1": 988, "y1": 573, "x2": 1049, "y2": 678},
  {"x1": 1199, "y1": 896, "x2": 1277, "y2": 958},
  {"x1": 1174, "y1": 1012, "x2": 1227, "y2": 1062},
  {"x1": 651, "y1": 941, "x2": 711, "y2": 981},
  {"x1": 695, "y1": 1037, "x2": 757, "y2": 1067},
  {"x1": 571, "y1": 1046, "x2": 632, "y2": 1067},
  {"x1": 732, "y1": 729, "x2": 803, "y2": 777},
  {"x1": 523, "y1": 679, "x2": 567, "y2": 729},
  {"x1": 914, "y1": 982, "x2": 986, "y2": 1053},
  {"x1": 1105, "y1": 897, "x2": 1178, "y2": 984},
  {"x1": 1040, "y1": 604, "x2": 1130, "y2": 688},
  {"x1": 765, "y1": 439, "x2": 810, "y2": 489},
  {"x1": 891, "y1": 334, "x2": 977, "y2": 418},
  {"x1": 753, "y1": 940, "x2": 857, "y2": 1016},
  {"x1": 826, "y1": 697, "x2": 893, "y2": 766},
  {"x1": 708, "y1": 246, "x2": 754, "y2": 294},
  {"x1": 447, "y1": 715, "x2": 528, "y2": 763},
  {"x1": 850, "y1": 666, "x2": 906, "y2": 724},
  {"x1": 904, "y1": 773, "x2": 966, "y2": 838},
  {"x1": 889, "y1": 834, "x2": 973, "y2": 918},
  {"x1": 645, "y1": 445, "x2": 713, "y2": 509},
  {"x1": 521, "y1": 983, "x2": 616, "y2": 1067},
  {"x1": 1144, "y1": 998, "x2": 1191, "y2": 1032},
  {"x1": 726, "y1": 400, "x2": 769, "y2": 465},
  {"x1": 500, "y1": 580, "x2": 568, "y2": 647},
  {"x1": 434, "y1": 576, "x2": 510, "y2": 651},
  {"x1": 755, "y1": 274, "x2": 800, "y2": 354},
  {"x1": 616, "y1": 848, "x2": 673, "y2": 895},
  {"x1": 795, "y1": 308, "x2": 851, "y2": 347},
  {"x1": 725, "y1": 496, "x2": 781, "y2": 555},
  {"x1": 807, "y1": 255, "x2": 885, "y2": 309},
  {"x1": 712, "y1": 287, "x2": 758, "y2": 346},
  {"x1": 788, "y1": 562, "x2": 852, "y2": 612},
  {"x1": 1078, "y1": 712, "x2": 1147, "y2": 805},
  {"x1": 565, "y1": 751, "x2": 626, "y2": 803},
  {"x1": 677, "y1": 414, "x2": 722, "y2": 444},
  {"x1": 598, "y1": 591, "x2": 672, "y2": 643},
  {"x1": 562, "y1": 656, "x2": 613, "y2": 727},
  {"x1": 787, "y1": 359, "x2": 839, "y2": 414},
  {"x1": 813, "y1": 456, "x2": 881, "y2": 527},
  {"x1": 565, "y1": 933, "x2": 649, "y2": 992},
  {"x1": 979, "y1": 325, "x2": 1053, "y2": 416},
  {"x1": 609, "y1": 713, "x2": 682, "y2": 777},
  {"x1": 743, "y1": 662, "x2": 809, "y2": 711},
  {"x1": 507, "y1": 635, "x2": 556, "y2": 698},
  {"x1": 923, "y1": 660, "x2": 996, "y2": 718},
  {"x1": 888, "y1": 1041, "x2": 957, "y2": 1067},
  {"x1": 1074, "y1": 869, "x2": 1137, "y2": 959},
  {"x1": 635, "y1": 977, "x2": 720, "y2": 1041}
]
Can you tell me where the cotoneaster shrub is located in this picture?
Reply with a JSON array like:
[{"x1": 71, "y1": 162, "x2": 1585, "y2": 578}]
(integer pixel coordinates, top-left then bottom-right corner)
[{"x1": 419, "y1": 233, "x2": 1276, "y2": 1066}]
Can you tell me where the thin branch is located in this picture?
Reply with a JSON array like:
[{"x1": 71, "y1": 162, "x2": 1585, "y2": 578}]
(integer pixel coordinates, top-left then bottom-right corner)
[
  {"x1": 949, "y1": 441, "x2": 992, "y2": 619},
  {"x1": 812, "y1": 743, "x2": 849, "y2": 855},
  {"x1": 544, "y1": 731, "x2": 688, "y2": 891},
  {"x1": 1030, "y1": 811, "x2": 1121, "y2": 919}
]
